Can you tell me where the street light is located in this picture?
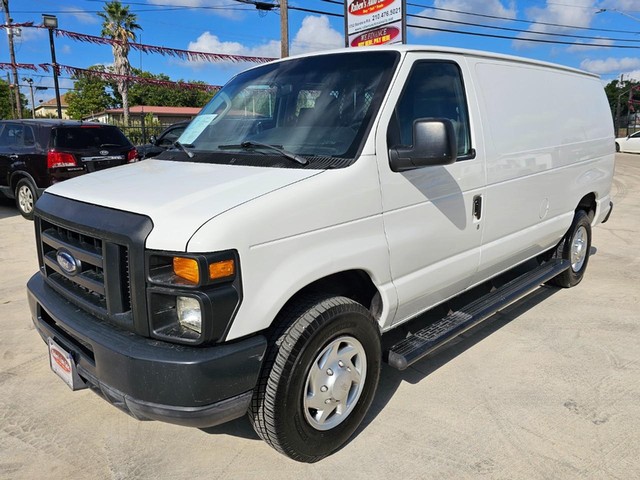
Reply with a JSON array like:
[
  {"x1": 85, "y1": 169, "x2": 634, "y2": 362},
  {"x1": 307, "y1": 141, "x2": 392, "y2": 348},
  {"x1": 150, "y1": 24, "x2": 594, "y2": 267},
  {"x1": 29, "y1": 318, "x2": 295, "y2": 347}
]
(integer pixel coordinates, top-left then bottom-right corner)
[
  {"x1": 42, "y1": 14, "x2": 62, "y2": 119},
  {"x1": 22, "y1": 77, "x2": 35, "y2": 118}
]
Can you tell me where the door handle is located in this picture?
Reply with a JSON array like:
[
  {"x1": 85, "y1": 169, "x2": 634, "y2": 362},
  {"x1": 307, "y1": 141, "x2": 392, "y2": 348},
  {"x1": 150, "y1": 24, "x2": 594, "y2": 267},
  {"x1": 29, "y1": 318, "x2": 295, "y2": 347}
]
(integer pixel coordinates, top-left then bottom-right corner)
[{"x1": 473, "y1": 195, "x2": 482, "y2": 220}]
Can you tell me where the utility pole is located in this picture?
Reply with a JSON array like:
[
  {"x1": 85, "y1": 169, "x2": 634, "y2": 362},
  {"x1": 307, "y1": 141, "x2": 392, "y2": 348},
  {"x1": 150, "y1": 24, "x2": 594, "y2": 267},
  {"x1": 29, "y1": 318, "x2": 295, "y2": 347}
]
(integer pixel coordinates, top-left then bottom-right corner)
[
  {"x1": 2, "y1": 0, "x2": 22, "y2": 118},
  {"x1": 22, "y1": 77, "x2": 35, "y2": 118},
  {"x1": 280, "y1": 0, "x2": 289, "y2": 58},
  {"x1": 6, "y1": 72, "x2": 15, "y2": 118},
  {"x1": 616, "y1": 74, "x2": 624, "y2": 135}
]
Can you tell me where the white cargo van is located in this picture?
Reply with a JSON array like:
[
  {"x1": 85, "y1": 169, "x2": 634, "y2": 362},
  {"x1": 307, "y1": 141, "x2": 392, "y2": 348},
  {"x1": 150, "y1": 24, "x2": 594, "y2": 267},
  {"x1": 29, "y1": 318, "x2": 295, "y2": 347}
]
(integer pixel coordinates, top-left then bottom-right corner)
[{"x1": 27, "y1": 46, "x2": 614, "y2": 462}]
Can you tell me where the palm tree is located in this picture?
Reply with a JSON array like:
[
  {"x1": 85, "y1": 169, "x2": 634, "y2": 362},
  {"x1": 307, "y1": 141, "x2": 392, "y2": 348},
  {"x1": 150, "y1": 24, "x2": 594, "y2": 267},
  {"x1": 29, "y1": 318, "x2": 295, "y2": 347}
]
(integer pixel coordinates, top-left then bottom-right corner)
[{"x1": 98, "y1": 0, "x2": 141, "y2": 126}]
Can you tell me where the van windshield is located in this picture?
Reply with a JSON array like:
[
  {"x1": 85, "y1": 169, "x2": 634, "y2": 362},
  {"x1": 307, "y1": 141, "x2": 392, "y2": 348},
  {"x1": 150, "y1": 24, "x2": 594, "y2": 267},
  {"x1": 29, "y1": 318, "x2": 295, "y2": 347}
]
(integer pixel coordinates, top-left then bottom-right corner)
[{"x1": 174, "y1": 51, "x2": 399, "y2": 168}]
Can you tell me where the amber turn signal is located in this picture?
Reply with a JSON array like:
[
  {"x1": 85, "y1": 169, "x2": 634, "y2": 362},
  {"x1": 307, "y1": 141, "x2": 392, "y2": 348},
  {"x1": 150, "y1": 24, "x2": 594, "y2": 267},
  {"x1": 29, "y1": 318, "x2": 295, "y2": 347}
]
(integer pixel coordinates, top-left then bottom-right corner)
[
  {"x1": 173, "y1": 257, "x2": 200, "y2": 283},
  {"x1": 209, "y1": 259, "x2": 235, "y2": 280}
]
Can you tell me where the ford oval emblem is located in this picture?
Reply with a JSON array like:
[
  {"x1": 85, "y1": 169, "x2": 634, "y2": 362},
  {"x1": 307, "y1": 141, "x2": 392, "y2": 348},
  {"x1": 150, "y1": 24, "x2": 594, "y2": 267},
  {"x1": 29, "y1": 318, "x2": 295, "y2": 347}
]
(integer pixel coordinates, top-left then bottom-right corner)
[
  {"x1": 56, "y1": 249, "x2": 81, "y2": 276},
  {"x1": 100, "y1": 150, "x2": 109, "y2": 156}
]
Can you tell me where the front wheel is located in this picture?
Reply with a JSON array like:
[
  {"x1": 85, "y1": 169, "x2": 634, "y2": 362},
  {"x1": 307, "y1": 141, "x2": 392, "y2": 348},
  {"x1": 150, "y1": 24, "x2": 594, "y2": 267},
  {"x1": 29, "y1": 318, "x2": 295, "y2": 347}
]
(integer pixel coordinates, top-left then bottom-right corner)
[
  {"x1": 550, "y1": 210, "x2": 592, "y2": 288},
  {"x1": 15, "y1": 178, "x2": 37, "y2": 220},
  {"x1": 249, "y1": 295, "x2": 381, "y2": 463}
]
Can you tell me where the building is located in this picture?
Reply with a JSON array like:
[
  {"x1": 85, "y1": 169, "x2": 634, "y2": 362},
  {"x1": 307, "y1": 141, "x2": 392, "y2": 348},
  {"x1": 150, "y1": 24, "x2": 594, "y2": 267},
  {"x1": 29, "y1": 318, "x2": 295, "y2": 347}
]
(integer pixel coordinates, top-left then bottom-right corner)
[
  {"x1": 82, "y1": 106, "x2": 201, "y2": 125},
  {"x1": 34, "y1": 93, "x2": 71, "y2": 119}
]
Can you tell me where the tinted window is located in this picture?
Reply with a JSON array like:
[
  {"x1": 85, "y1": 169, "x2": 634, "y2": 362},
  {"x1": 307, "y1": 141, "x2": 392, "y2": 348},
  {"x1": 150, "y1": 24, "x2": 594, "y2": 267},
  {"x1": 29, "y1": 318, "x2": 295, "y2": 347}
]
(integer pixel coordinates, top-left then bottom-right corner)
[
  {"x1": 158, "y1": 126, "x2": 186, "y2": 147},
  {"x1": 0, "y1": 124, "x2": 36, "y2": 148},
  {"x1": 390, "y1": 61, "x2": 472, "y2": 157},
  {"x1": 53, "y1": 126, "x2": 131, "y2": 149}
]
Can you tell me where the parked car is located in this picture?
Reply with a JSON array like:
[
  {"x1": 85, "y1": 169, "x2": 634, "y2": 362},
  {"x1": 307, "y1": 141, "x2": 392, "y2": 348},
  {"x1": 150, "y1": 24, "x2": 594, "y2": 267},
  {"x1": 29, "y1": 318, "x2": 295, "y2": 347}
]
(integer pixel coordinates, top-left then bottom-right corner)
[
  {"x1": 615, "y1": 131, "x2": 640, "y2": 153},
  {"x1": 0, "y1": 119, "x2": 137, "y2": 219},
  {"x1": 136, "y1": 121, "x2": 190, "y2": 159}
]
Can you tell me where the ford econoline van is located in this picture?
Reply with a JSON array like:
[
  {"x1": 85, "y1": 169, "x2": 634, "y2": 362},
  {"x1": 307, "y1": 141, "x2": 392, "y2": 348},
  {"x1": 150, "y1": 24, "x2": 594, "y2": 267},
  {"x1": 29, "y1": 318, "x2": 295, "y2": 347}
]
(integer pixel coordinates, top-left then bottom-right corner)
[{"x1": 27, "y1": 46, "x2": 614, "y2": 462}]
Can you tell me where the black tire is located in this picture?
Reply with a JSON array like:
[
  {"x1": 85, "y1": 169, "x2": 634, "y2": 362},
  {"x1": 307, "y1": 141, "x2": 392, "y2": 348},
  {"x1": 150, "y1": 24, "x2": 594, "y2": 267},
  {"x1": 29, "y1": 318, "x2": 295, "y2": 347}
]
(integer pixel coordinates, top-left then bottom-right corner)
[
  {"x1": 249, "y1": 295, "x2": 381, "y2": 463},
  {"x1": 14, "y1": 178, "x2": 37, "y2": 220},
  {"x1": 615, "y1": 142, "x2": 620, "y2": 152},
  {"x1": 550, "y1": 210, "x2": 592, "y2": 288}
]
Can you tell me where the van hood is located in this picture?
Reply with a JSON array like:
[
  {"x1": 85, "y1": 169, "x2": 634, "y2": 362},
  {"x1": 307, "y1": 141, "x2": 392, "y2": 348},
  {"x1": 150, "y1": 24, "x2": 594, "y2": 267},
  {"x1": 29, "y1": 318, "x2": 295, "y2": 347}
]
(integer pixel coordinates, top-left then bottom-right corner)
[{"x1": 45, "y1": 159, "x2": 322, "y2": 251}]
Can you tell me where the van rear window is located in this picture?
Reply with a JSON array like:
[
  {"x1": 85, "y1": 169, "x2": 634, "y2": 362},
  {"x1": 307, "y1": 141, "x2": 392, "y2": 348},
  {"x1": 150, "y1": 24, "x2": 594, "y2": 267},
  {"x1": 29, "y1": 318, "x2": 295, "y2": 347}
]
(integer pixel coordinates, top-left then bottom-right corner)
[{"x1": 52, "y1": 126, "x2": 130, "y2": 149}]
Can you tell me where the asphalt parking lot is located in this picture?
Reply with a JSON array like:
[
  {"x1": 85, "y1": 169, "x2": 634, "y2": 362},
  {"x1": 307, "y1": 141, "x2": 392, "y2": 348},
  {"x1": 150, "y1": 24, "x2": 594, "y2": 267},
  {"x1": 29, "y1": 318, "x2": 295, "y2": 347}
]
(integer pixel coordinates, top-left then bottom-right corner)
[{"x1": 1, "y1": 154, "x2": 639, "y2": 479}]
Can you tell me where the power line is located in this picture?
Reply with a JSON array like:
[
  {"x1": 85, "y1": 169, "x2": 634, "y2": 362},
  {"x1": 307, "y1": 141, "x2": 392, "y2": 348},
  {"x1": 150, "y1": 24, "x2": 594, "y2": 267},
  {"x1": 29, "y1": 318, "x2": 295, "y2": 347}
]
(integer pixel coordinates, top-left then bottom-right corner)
[
  {"x1": 408, "y1": 11, "x2": 640, "y2": 45},
  {"x1": 406, "y1": 1, "x2": 640, "y2": 35},
  {"x1": 407, "y1": 22, "x2": 640, "y2": 49}
]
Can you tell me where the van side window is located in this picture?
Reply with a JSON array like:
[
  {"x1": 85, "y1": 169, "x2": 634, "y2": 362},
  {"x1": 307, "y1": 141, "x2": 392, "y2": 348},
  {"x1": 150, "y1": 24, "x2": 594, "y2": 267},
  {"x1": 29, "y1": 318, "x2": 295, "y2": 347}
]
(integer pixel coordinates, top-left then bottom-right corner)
[{"x1": 388, "y1": 61, "x2": 472, "y2": 158}]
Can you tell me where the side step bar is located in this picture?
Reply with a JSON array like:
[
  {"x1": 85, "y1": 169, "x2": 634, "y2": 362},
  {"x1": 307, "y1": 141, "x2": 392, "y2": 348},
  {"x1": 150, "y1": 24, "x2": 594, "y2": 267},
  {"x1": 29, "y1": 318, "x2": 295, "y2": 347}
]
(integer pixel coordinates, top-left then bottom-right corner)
[{"x1": 387, "y1": 260, "x2": 570, "y2": 371}]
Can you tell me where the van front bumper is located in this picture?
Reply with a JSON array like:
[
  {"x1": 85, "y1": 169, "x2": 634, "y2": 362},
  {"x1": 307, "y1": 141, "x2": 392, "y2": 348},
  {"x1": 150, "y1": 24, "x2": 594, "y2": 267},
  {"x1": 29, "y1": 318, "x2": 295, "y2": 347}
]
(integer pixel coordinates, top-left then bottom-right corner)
[{"x1": 27, "y1": 273, "x2": 267, "y2": 428}]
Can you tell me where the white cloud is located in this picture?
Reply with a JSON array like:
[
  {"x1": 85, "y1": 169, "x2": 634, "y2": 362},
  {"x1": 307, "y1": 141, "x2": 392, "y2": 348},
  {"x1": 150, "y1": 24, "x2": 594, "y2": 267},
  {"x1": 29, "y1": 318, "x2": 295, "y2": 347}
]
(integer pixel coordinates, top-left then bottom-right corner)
[
  {"x1": 566, "y1": 37, "x2": 614, "y2": 52},
  {"x1": 622, "y1": 70, "x2": 640, "y2": 82},
  {"x1": 187, "y1": 32, "x2": 280, "y2": 60},
  {"x1": 580, "y1": 57, "x2": 640, "y2": 74},
  {"x1": 411, "y1": 0, "x2": 517, "y2": 37},
  {"x1": 600, "y1": 0, "x2": 639, "y2": 10},
  {"x1": 185, "y1": 15, "x2": 343, "y2": 69},
  {"x1": 13, "y1": 25, "x2": 45, "y2": 43},
  {"x1": 290, "y1": 15, "x2": 343, "y2": 54},
  {"x1": 62, "y1": 7, "x2": 99, "y2": 25},
  {"x1": 515, "y1": 0, "x2": 599, "y2": 48}
]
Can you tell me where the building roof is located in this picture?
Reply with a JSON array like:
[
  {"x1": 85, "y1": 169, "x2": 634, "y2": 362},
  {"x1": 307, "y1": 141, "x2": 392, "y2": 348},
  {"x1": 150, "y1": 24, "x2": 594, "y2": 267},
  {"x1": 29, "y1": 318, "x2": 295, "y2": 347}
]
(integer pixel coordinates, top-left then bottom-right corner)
[{"x1": 36, "y1": 93, "x2": 70, "y2": 108}]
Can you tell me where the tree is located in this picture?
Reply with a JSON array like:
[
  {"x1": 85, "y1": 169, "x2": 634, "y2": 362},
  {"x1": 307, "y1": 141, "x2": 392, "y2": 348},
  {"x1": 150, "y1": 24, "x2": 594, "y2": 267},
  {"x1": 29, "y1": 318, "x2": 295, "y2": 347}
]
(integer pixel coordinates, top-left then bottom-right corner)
[
  {"x1": 0, "y1": 78, "x2": 27, "y2": 119},
  {"x1": 0, "y1": 78, "x2": 14, "y2": 119},
  {"x1": 98, "y1": 0, "x2": 141, "y2": 126},
  {"x1": 125, "y1": 69, "x2": 214, "y2": 107},
  {"x1": 66, "y1": 66, "x2": 116, "y2": 119}
]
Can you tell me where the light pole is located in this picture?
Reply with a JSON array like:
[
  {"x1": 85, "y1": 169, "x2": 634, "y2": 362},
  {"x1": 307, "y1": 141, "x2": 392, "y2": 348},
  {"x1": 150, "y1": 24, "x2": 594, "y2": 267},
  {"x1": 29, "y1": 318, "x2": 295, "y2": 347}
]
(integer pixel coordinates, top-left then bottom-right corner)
[
  {"x1": 42, "y1": 14, "x2": 62, "y2": 119},
  {"x1": 22, "y1": 77, "x2": 35, "y2": 118}
]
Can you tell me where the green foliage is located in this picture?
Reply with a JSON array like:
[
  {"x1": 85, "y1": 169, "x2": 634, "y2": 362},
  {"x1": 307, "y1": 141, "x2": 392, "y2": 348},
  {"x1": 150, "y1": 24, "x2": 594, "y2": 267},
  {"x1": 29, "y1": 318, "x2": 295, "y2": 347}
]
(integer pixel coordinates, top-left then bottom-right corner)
[
  {"x1": 66, "y1": 66, "x2": 116, "y2": 119},
  {"x1": 98, "y1": 0, "x2": 141, "y2": 44},
  {"x1": 0, "y1": 78, "x2": 28, "y2": 119},
  {"x1": 126, "y1": 69, "x2": 214, "y2": 107},
  {"x1": 65, "y1": 66, "x2": 213, "y2": 119}
]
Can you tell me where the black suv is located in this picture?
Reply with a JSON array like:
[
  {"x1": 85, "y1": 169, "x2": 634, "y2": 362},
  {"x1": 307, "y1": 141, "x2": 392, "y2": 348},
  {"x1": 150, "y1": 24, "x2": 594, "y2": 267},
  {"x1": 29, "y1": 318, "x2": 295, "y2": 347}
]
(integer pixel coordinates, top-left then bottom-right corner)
[
  {"x1": 0, "y1": 119, "x2": 137, "y2": 219},
  {"x1": 136, "y1": 121, "x2": 190, "y2": 159}
]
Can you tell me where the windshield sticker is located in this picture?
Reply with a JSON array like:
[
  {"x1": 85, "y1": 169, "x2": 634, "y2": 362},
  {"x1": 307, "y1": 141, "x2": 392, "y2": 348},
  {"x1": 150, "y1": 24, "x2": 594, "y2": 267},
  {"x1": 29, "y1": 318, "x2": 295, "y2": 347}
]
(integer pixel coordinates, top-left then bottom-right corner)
[{"x1": 179, "y1": 114, "x2": 217, "y2": 145}]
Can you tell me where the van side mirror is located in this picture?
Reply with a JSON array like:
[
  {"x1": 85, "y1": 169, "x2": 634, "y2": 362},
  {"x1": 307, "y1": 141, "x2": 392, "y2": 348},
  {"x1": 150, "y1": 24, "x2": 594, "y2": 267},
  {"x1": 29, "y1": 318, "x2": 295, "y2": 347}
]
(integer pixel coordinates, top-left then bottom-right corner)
[
  {"x1": 389, "y1": 118, "x2": 457, "y2": 172},
  {"x1": 150, "y1": 135, "x2": 157, "y2": 145}
]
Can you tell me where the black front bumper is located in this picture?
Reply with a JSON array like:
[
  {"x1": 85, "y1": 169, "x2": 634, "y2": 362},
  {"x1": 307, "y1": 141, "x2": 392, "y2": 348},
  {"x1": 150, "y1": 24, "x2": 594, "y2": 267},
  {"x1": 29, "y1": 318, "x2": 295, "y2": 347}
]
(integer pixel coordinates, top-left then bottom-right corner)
[{"x1": 28, "y1": 273, "x2": 267, "y2": 428}]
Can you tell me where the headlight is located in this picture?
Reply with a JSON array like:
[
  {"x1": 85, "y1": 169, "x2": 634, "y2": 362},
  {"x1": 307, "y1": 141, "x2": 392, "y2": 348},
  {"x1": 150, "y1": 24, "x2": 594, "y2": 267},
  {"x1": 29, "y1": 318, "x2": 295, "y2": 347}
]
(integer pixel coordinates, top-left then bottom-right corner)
[{"x1": 177, "y1": 296, "x2": 202, "y2": 334}]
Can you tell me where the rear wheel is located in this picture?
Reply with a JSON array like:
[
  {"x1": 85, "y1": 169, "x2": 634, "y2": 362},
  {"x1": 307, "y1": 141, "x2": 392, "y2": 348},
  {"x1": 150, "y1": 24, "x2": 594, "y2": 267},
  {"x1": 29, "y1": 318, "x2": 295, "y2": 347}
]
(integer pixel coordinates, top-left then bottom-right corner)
[
  {"x1": 249, "y1": 295, "x2": 381, "y2": 463},
  {"x1": 550, "y1": 210, "x2": 592, "y2": 288},
  {"x1": 15, "y1": 178, "x2": 37, "y2": 220}
]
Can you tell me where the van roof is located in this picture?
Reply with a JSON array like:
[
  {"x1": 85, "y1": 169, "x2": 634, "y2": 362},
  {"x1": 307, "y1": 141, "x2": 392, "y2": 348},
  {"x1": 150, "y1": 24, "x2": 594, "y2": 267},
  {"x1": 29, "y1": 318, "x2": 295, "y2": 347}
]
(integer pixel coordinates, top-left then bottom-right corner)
[{"x1": 269, "y1": 44, "x2": 599, "y2": 79}]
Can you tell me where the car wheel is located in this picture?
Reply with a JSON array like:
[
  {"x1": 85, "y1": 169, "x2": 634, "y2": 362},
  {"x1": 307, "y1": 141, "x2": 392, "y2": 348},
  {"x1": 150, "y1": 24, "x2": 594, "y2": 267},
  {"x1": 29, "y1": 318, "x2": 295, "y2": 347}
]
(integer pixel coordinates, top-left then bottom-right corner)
[
  {"x1": 249, "y1": 295, "x2": 381, "y2": 463},
  {"x1": 550, "y1": 210, "x2": 592, "y2": 288},
  {"x1": 615, "y1": 142, "x2": 620, "y2": 152},
  {"x1": 15, "y1": 178, "x2": 37, "y2": 220}
]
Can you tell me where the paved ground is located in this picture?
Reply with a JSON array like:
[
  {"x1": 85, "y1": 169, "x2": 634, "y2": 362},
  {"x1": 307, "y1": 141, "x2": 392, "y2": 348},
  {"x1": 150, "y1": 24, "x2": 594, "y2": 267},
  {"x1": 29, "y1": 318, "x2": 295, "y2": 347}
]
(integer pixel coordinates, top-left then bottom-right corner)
[{"x1": 1, "y1": 154, "x2": 639, "y2": 480}]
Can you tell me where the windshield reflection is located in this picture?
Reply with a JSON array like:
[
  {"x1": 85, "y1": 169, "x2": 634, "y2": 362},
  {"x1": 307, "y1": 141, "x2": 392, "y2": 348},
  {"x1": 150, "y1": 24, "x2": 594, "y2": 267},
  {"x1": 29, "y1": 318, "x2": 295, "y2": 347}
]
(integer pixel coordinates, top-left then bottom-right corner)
[{"x1": 176, "y1": 51, "x2": 399, "y2": 168}]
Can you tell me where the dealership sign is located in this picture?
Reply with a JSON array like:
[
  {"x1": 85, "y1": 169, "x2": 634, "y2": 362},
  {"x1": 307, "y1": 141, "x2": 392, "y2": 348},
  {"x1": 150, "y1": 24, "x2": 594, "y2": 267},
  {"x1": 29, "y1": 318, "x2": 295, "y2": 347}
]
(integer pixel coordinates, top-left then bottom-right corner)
[{"x1": 345, "y1": 0, "x2": 406, "y2": 47}]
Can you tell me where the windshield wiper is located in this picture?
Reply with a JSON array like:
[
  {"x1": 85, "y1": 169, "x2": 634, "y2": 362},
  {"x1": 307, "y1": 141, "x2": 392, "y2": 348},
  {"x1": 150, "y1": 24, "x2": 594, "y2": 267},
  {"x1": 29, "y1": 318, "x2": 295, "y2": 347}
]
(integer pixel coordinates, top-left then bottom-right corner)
[
  {"x1": 173, "y1": 141, "x2": 194, "y2": 158},
  {"x1": 218, "y1": 141, "x2": 309, "y2": 166}
]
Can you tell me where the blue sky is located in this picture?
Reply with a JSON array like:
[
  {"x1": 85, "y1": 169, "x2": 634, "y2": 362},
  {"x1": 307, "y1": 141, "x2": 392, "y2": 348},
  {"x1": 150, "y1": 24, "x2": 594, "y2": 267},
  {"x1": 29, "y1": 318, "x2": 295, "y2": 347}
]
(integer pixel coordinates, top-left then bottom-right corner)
[{"x1": 5, "y1": 0, "x2": 640, "y2": 109}]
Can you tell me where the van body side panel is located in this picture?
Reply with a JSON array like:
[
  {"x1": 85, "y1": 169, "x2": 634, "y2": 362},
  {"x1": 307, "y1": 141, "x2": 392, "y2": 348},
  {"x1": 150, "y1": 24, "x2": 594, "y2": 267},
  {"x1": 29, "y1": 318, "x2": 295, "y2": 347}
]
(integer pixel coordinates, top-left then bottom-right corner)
[
  {"x1": 186, "y1": 156, "x2": 396, "y2": 341},
  {"x1": 470, "y1": 59, "x2": 614, "y2": 284},
  {"x1": 374, "y1": 53, "x2": 487, "y2": 326}
]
